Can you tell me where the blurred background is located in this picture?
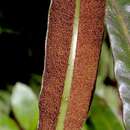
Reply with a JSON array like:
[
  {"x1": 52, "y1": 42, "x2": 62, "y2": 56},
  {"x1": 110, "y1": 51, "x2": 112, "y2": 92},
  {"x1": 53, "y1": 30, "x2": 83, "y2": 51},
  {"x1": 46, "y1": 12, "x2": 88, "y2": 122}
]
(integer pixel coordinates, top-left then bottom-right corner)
[{"x1": 0, "y1": 1, "x2": 125, "y2": 130}]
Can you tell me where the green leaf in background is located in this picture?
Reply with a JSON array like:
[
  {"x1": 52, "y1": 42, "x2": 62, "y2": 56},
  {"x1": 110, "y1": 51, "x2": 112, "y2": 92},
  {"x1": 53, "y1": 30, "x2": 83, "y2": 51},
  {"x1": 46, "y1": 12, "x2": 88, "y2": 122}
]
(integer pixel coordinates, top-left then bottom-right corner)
[
  {"x1": 95, "y1": 77, "x2": 122, "y2": 118},
  {"x1": 11, "y1": 82, "x2": 39, "y2": 130},
  {"x1": 0, "y1": 113, "x2": 19, "y2": 130},
  {"x1": 98, "y1": 42, "x2": 111, "y2": 80},
  {"x1": 93, "y1": 41, "x2": 122, "y2": 120},
  {"x1": 86, "y1": 95, "x2": 124, "y2": 130},
  {"x1": 0, "y1": 91, "x2": 11, "y2": 115},
  {"x1": 81, "y1": 124, "x2": 88, "y2": 130},
  {"x1": 0, "y1": 26, "x2": 13, "y2": 34},
  {"x1": 106, "y1": 0, "x2": 130, "y2": 129},
  {"x1": 29, "y1": 74, "x2": 42, "y2": 96},
  {"x1": 98, "y1": 42, "x2": 115, "y2": 81},
  {"x1": 96, "y1": 42, "x2": 119, "y2": 112}
]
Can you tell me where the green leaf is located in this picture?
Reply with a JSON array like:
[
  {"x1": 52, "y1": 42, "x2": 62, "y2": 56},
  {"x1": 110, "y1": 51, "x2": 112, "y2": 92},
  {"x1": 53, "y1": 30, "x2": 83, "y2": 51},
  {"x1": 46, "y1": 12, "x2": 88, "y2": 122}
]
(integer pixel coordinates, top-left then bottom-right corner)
[
  {"x1": 0, "y1": 91, "x2": 11, "y2": 114},
  {"x1": 95, "y1": 79, "x2": 121, "y2": 117},
  {"x1": 81, "y1": 124, "x2": 88, "y2": 130},
  {"x1": 106, "y1": 0, "x2": 130, "y2": 129},
  {"x1": 86, "y1": 95, "x2": 124, "y2": 130},
  {"x1": 94, "y1": 41, "x2": 120, "y2": 115},
  {"x1": 29, "y1": 74, "x2": 42, "y2": 95},
  {"x1": 0, "y1": 113, "x2": 19, "y2": 130},
  {"x1": 11, "y1": 82, "x2": 39, "y2": 130},
  {"x1": 99, "y1": 42, "x2": 115, "y2": 80},
  {"x1": 0, "y1": 27, "x2": 13, "y2": 34},
  {"x1": 98, "y1": 42, "x2": 111, "y2": 80}
]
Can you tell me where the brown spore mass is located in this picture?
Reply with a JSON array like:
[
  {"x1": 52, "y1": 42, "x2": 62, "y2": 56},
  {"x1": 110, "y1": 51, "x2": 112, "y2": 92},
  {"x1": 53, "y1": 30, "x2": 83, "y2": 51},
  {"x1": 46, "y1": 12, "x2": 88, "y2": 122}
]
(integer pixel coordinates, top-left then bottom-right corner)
[
  {"x1": 38, "y1": 0, "x2": 75, "y2": 130},
  {"x1": 64, "y1": 0, "x2": 105, "y2": 130}
]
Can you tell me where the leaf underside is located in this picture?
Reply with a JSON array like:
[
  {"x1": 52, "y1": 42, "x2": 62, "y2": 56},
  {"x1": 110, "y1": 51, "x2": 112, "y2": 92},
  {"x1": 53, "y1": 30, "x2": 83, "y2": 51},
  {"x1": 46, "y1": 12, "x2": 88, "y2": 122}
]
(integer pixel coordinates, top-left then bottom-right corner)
[
  {"x1": 106, "y1": 0, "x2": 130, "y2": 129},
  {"x1": 55, "y1": 0, "x2": 80, "y2": 129}
]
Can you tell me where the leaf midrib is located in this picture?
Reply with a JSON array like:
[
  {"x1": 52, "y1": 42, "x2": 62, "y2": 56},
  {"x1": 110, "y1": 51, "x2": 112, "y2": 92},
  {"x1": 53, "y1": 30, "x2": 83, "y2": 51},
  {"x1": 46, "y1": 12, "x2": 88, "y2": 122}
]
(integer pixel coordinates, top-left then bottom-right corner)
[{"x1": 55, "y1": 0, "x2": 80, "y2": 130}]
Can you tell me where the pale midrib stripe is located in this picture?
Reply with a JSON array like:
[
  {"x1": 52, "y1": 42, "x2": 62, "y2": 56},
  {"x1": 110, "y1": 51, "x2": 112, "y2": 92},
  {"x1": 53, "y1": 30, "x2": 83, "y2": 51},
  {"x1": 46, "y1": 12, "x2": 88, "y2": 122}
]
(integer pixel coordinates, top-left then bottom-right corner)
[{"x1": 55, "y1": 0, "x2": 80, "y2": 130}]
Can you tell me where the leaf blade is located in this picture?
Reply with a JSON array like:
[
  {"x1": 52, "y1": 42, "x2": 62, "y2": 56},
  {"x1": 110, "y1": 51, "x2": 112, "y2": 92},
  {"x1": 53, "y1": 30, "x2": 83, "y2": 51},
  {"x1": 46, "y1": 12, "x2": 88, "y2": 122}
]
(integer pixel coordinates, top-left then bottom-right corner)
[
  {"x1": 87, "y1": 95, "x2": 124, "y2": 130},
  {"x1": 106, "y1": 0, "x2": 130, "y2": 129},
  {"x1": 11, "y1": 82, "x2": 39, "y2": 130},
  {"x1": 0, "y1": 113, "x2": 19, "y2": 130}
]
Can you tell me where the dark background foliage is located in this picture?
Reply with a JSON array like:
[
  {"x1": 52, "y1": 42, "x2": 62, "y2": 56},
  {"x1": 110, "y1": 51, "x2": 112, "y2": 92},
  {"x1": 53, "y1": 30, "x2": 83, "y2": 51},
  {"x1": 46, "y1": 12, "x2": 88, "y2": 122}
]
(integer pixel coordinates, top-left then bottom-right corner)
[{"x1": 0, "y1": 1, "x2": 50, "y2": 87}]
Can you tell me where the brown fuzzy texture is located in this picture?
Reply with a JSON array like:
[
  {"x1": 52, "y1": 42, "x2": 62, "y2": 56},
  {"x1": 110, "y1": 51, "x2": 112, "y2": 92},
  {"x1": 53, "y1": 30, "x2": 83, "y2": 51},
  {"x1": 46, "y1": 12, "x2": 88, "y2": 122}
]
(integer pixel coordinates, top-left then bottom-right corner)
[
  {"x1": 38, "y1": 0, "x2": 105, "y2": 130},
  {"x1": 64, "y1": 0, "x2": 105, "y2": 130},
  {"x1": 38, "y1": 0, "x2": 75, "y2": 130}
]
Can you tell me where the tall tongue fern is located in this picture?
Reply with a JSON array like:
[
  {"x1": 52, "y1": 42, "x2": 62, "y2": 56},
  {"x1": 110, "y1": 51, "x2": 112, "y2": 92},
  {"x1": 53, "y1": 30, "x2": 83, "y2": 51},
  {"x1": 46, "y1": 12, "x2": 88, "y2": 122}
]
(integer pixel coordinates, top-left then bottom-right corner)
[
  {"x1": 38, "y1": 0, "x2": 105, "y2": 130},
  {"x1": 106, "y1": 0, "x2": 130, "y2": 129}
]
